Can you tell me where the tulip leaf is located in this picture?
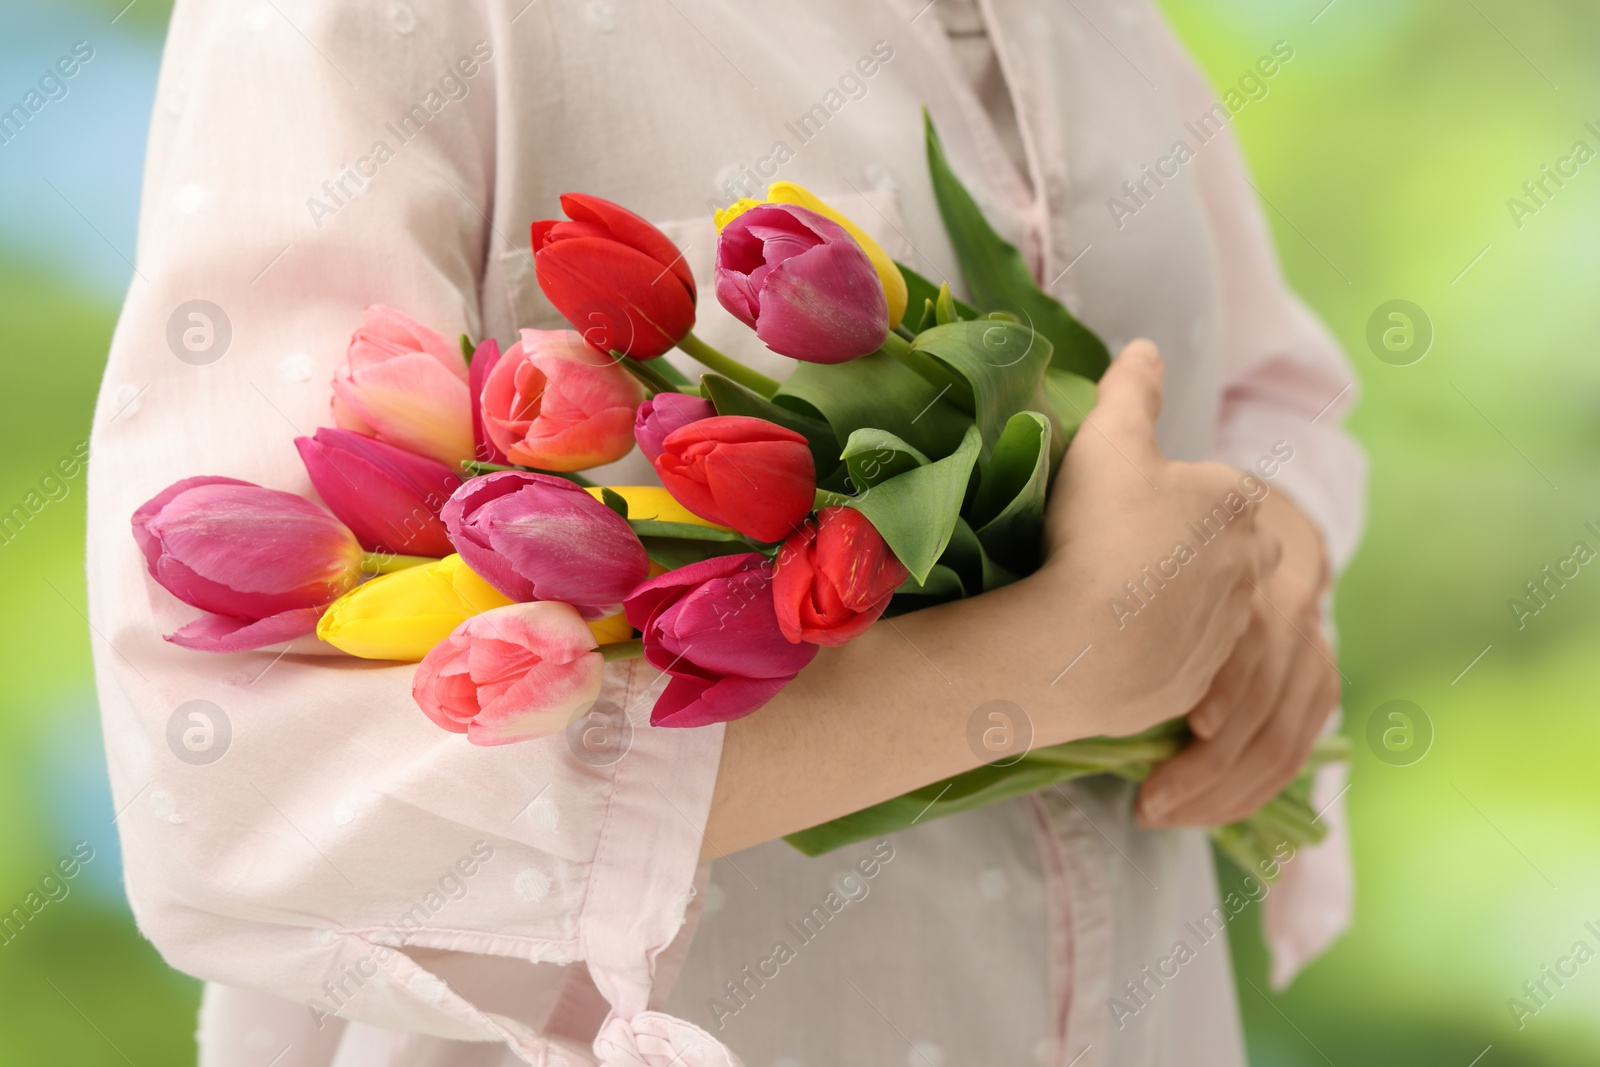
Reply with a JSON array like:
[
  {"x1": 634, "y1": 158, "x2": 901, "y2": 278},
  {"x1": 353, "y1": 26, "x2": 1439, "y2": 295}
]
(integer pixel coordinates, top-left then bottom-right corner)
[
  {"x1": 969, "y1": 411, "x2": 1052, "y2": 574},
  {"x1": 935, "y1": 283, "x2": 959, "y2": 325},
  {"x1": 939, "y1": 516, "x2": 1019, "y2": 594},
  {"x1": 839, "y1": 428, "x2": 930, "y2": 492},
  {"x1": 887, "y1": 562, "x2": 966, "y2": 611},
  {"x1": 775, "y1": 349, "x2": 971, "y2": 460},
  {"x1": 700, "y1": 374, "x2": 841, "y2": 475},
  {"x1": 897, "y1": 260, "x2": 981, "y2": 321},
  {"x1": 1043, "y1": 368, "x2": 1097, "y2": 442},
  {"x1": 842, "y1": 424, "x2": 981, "y2": 583},
  {"x1": 459, "y1": 333, "x2": 475, "y2": 364},
  {"x1": 628, "y1": 518, "x2": 765, "y2": 570},
  {"x1": 923, "y1": 111, "x2": 1110, "y2": 381},
  {"x1": 905, "y1": 320, "x2": 1056, "y2": 465},
  {"x1": 600, "y1": 487, "x2": 630, "y2": 519}
]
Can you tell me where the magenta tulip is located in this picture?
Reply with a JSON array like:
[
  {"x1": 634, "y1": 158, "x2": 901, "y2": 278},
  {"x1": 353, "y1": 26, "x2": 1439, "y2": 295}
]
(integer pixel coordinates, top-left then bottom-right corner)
[
  {"x1": 468, "y1": 337, "x2": 510, "y2": 465},
  {"x1": 412, "y1": 601, "x2": 605, "y2": 746},
  {"x1": 441, "y1": 471, "x2": 650, "y2": 619},
  {"x1": 480, "y1": 329, "x2": 646, "y2": 471},
  {"x1": 331, "y1": 305, "x2": 473, "y2": 465},
  {"x1": 714, "y1": 203, "x2": 889, "y2": 364},
  {"x1": 294, "y1": 428, "x2": 463, "y2": 558},
  {"x1": 633, "y1": 392, "x2": 715, "y2": 463},
  {"x1": 132, "y1": 476, "x2": 365, "y2": 652},
  {"x1": 623, "y1": 553, "x2": 817, "y2": 728}
]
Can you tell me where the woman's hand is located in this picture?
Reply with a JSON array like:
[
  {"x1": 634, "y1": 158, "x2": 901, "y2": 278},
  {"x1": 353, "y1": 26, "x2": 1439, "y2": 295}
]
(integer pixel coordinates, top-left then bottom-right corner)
[
  {"x1": 1029, "y1": 339, "x2": 1282, "y2": 739},
  {"x1": 1134, "y1": 486, "x2": 1341, "y2": 828}
]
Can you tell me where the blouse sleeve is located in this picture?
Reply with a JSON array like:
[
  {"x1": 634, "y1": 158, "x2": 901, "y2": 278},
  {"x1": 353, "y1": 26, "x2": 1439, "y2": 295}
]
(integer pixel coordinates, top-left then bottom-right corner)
[
  {"x1": 87, "y1": 2, "x2": 729, "y2": 1062},
  {"x1": 1148, "y1": 15, "x2": 1364, "y2": 990},
  {"x1": 1149, "y1": 28, "x2": 1368, "y2": 573}
]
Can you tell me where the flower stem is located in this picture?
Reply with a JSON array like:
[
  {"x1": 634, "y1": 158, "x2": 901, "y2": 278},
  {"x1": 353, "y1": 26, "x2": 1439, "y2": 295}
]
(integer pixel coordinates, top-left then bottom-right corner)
[
  {"x1": 460, "y1": 460, "x2": 595, "y2": 488},
  {"x1": 599, "y1": 638, "x2": 645, "y2": 661},
  {"x1": 536, "y1": 469, "x2": 597, "y2": 488},
  {"x1": 618, "y1": 353, "x2": 684, "y2": 396},
  {"x1": 677, "y1": 331, "x2": 781, "y2": 397},
  {"x1": 877, "y1": 330, "x2": 913, "y2": 360},
  {"x1": 360, "y1": 552, "x2": 434, "y2": 576}
]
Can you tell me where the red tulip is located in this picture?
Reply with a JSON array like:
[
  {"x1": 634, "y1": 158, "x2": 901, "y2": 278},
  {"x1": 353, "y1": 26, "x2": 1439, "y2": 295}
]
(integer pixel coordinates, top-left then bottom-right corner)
[
  {"x1": 480, "y1": 329, "x2": 646, "y2": 471},
  {"x1": 773, "y1": 507, "x2": 908, "y2": 646},
  {"x1": 714, "y1": 203, "x2": 889, "y2": 364},
  {"x1": 633, "y1": 392, "x2": 715, "y2": 463},
  {"x1": 441, "y1": 471, "x2": 650, "y2": 619},
  {"x1": 623, "y1": 553, "x2": 817, "y2": 727},
  {"x1": 653, "y1": 416, "x2": 815, "y2": 543},
  {"x1": 532, "y1": 194, "x2": 696, "y2": 360},
  {"x1": 294, "y1": 428, "x2": 462, "y2": 557},
  {"x1": 132, "y1": 477, "x2": 364, "y2": 652}
]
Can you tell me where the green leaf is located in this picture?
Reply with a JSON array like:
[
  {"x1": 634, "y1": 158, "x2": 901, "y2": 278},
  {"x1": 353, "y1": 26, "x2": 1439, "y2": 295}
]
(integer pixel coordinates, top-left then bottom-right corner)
[
  {"x1": 897, "y1": 259, "x2": 981, "y2": 321},
  {"x1": 1043, "y1": 368, "x2": 1097, "y2": 441},
  {"x1": 970, "y1": 411, "x2": 1051, "y2": 573},
  {"x1": 600, "y1": 487, "x2": 629, "y2": 519},
  {"x1": 776, "y1": 349, "x2": 970, "y2": 460},
  {"x1": 627, "y1": 518, "x2": 765, "y2": 570},
  {"x1": 700, "y1": 373, "x2": 841, "y2": 475},
  {"x1": 626, "y1": 518, "x2": 761, "y2": 546},
  {"x1": 935, "y1": 283, "x2": 958, "y2": 325},
  {"x1": 839, "y1": 428, "x2": 929, "y2": 492},
  {"x1": 905, "y1": 320, "x2": 1055, "y2": 464},
  {"x1": 459, "y1": 333, "x2": 475, "y2": 364},
  {"x1": 924, "y1": 110, "x2": 1111, "y2": 380},
  {"x1": 939, "y1": 516, "x2": 1019, "y2": 594},
  {"x1": 842, "y1": 424, "x2": 981, "y2": 583},
  {"x1": 892, "y1": 562, "x2": 966, "y2": 600}
]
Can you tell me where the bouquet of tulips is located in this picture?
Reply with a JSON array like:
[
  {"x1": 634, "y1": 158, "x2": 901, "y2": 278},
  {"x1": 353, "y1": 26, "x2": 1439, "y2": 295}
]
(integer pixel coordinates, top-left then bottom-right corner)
[{"x1": 133, "y1": 115, "x2": 1344, "y2": 874}]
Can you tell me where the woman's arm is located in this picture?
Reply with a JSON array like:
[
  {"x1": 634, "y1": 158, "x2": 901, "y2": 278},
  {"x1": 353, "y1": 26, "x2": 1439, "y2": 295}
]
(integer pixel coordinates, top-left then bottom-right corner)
[{"x1": 705, "y1": 341, "x2": 1282, "y2": 856}]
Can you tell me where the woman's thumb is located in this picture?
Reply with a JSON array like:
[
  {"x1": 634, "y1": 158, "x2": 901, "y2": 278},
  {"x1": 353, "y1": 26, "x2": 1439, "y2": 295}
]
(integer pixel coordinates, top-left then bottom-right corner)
[{"x1": 1090, "y1": 339, "x2": 1165, "y2": 453}]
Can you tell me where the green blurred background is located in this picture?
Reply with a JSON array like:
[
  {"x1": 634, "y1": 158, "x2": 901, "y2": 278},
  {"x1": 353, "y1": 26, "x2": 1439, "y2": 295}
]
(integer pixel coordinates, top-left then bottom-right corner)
[{"x1": 2, "y1": 0, "x2": 1596, "y2": 1062}]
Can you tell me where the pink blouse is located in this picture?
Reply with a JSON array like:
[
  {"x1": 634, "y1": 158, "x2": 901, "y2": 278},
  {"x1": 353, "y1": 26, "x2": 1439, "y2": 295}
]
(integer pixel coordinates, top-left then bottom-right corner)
[{"x1": 89, "y1": 1, "x2": 1364, "y2": 1064}]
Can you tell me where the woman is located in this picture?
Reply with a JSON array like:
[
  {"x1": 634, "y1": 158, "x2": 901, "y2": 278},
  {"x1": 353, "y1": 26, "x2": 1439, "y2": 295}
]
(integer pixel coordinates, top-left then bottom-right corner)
[{"x1": 88, "y1": 0, "x2": 1363, "y2": 1063}]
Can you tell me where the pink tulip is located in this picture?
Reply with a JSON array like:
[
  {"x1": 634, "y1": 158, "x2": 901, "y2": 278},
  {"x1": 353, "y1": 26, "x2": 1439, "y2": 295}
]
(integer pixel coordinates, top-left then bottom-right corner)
[
  {"x1": 294, "y1": 428, "x2": 463, "y2": 557},
  {"x1": 441, "y1": 471, "x2": 649, "y2": 619},
  {"x1": 480, "y1": 329, "x2": 647, "y2": 471},
  {"x1": 467, "y1": 337, "x2": 509, "y2": 465},
  {"x1": 714, "y1": 203, "x2": 889, "y2": 364},
  {"x1": 331, "y1": 305, "x2": 473, "y2": 465},
  {"x1": 633, "y1": 392, "x2": 715, "y2": 463},
  {"x1": 623, "y1": 553, "x2": 817, "y2": 728},
  {"x1": 412, "y1": 601, "x2": 605, "y2": 746},
  {"x1": 132, "y1": 476, "x2": 364, "y2": 652}
]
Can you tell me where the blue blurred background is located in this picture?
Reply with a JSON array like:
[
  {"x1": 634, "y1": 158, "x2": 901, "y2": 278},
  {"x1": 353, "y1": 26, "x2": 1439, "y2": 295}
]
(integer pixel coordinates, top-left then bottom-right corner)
[{"x1": 1, "y1": 0, "x2": 1596, "y2": 1062}]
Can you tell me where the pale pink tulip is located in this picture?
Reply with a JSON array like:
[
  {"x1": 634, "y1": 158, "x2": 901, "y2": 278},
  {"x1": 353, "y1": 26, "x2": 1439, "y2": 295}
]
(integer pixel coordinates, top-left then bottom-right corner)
[
  {"x1": 331, "y1": 305, "x2": 473, "y2": 465},
  {"x1": 412, "y1": 601, "x2": 605, "y2": 746}
]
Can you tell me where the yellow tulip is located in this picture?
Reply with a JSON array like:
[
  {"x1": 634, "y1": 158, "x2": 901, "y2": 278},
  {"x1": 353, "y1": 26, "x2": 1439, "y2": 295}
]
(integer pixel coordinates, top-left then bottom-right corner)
[
  {"x1": 318, "y1": 554, "x2": 630, "y2": 661},
  {"x1": 583, "y1": 485, "x2": 731, "y2": 531},
  {"x1": 714, "y1": 182, "x2": 909, "y2": 329}
]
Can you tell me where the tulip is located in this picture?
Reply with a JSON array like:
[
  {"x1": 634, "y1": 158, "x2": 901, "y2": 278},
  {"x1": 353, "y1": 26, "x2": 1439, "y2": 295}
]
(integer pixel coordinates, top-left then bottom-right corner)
[
  {"x1": 331, "y1": 305, "x2": 473, "y2": 465},
  {"x1": 654, "y1": 416, "x2": 815, "y2": 543},
  {"x1": 467, "y1": 337, "x2": 510, "y2": 465},
  {"x1": 442, "y1": 471, "x2": 650, "y2": 618},
  {"x1": 624, "y1": 553, "x2": 817, "y2": 728},
  {"x1": 316, "y1": 553, "x2": 628, "y2": 661},
  {"x1": 132, "y1": 476, "x2": 364, "y2": 652},
  {"x1": 532, "y1": 193, "x2": 697, "y2": 360},
  {"x1": 633, "y1": 392, "x2": 715, "y2": 463},
  {"x1": 413, "y1": 601, "x2": 607, "y2": 746},
  {"x1": 294, "y1": 428, "x2": 463, "y2": 558},
  {"x1": 480, "y1": 329, "x2": 646, "y2": 471},
  {"x1": 582, "y1": 485, "x2": 731, "y2": 530},
  {"x1": 772, "y1": 507, "x2": 908, "y2": 646},
  {"x1": 715, "y1": 181, "x2": 908, "y2": 329},
  {"x1": 715, "y1": 203, "x2": 890, "y2": 364}
]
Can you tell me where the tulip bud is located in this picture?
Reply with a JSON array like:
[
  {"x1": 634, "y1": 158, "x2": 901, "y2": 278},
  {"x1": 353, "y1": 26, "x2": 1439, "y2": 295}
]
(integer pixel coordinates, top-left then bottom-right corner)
[
  {"x1": 331, "y1": 305, "x2": 473, "y2": 465},
  {"x1": 715, "y1": 181, "x2": 908, "y2": 329},
  {"x1": 413, "y1": 601, "x2": 607, "y2": 746},
  {"x1": 624, "y1": 553, "x2": 817, "y2": 728},
  {"x1": 654, "y1": 416, "x2": 815, "y2": 543},
  {"x1": 468, "y1": 337, "x2": 510, "y2": 465},
  {"x1": 294, "y1": 428, "x2": 463, "y2": 558},
  {"x1": 480, "y1": 329, "x2": 646, "y2": 472},
  {"x1": 316, "y1": 552, "x2": 627, "y2": 661},
  {"x1": 714, "y1": 203, "x2": 889, "y2": 363},
  {"x1": 532, "y1": 194, "x2": 697, "y2": 360},
  {"x1": 773, "y1": 507, "x2": 908, "y2": 645},
  {"x1": 442, "y1": 471, "x2": 650, "y2": 618},
  {"x1": 132, "y1": 476, "x2": 364, "y2": 652},
  {"x1": 633, "y1": 392, "x2": 715, "y2": 463}
]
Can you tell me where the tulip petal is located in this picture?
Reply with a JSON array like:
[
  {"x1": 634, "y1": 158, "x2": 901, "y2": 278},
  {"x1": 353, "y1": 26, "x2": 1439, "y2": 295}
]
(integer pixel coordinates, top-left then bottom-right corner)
[
  {"x1": 650, "y1": 672, "x2": 793, "y2": 728},
  {"x1": 536, "y1": 239, "x2": 697, "y2": 360},
  {"x1": 558, "y1": 192, "x2": 698, "y2": 299},
  {"x1": 166, "y1": 606, "x2": 325, "y2": 653},
  {"x1": 753, "y1": 242, "x2": 889, "y2": 363}
]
